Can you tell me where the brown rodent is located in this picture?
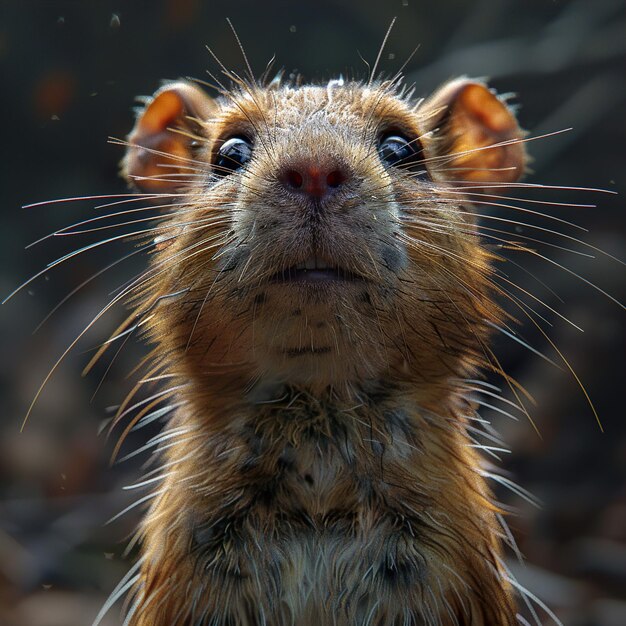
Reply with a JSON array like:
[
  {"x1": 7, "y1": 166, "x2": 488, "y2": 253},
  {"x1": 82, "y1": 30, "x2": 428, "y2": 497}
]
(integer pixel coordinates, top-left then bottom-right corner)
[{"x1": 85, "y1": 70, "x2": 533, "y2": 626}]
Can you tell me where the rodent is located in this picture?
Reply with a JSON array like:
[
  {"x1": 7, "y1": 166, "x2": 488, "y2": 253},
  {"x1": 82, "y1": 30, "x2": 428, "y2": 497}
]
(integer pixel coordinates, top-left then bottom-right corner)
[
  {"x1": 90, "y1": 71, "x2": 531, "y2": 626},
  {"x1": 10, "y1": 59, "x2": 556, "y2": 623}
]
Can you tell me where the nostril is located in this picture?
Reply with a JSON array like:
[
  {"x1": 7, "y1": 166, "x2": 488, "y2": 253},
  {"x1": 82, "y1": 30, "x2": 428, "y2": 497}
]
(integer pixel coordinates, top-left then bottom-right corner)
[
  {"x1": 284, "y1": 169, "x2": 304, "y2": 189},
  {"x1": 326, "y1": 170, "x2": 344, "y2": 188},
  {"x1": 280, "y1": 163, "x2": 349, "y2": 197}
]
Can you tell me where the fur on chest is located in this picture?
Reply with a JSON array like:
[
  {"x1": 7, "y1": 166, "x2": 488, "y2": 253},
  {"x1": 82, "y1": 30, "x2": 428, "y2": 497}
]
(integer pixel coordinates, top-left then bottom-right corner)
[
  {"x1": 134, "y1": 389, "x2": 515, "y2": 625},
  {"x1": 187, "y1": 391, "x2": 429, "y2": 526}
]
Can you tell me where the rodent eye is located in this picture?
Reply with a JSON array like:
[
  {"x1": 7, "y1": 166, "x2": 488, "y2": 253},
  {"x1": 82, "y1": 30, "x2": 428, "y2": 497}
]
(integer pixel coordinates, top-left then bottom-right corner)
[
  {"x1": 378, "y1": 134, "x2": 429, "y2": 179},
  {"x1": 214, "y1": 136, "x2": 253, "y2": 175}
]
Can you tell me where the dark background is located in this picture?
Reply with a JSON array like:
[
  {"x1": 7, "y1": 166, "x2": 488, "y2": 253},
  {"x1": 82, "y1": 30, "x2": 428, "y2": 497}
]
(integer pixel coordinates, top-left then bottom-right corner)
[{"x1": 0, "y1": 1, "x2": 624, "y2": 624}]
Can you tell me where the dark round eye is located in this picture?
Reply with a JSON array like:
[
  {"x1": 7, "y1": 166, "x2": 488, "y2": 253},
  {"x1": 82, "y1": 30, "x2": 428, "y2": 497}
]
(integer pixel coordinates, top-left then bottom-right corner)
[
  {"x1": 378, "y1": 134, "x2": 428, "y2": 178},
  {"x1": 214, "y1": 136, "x2": 253, "y2": 175}
]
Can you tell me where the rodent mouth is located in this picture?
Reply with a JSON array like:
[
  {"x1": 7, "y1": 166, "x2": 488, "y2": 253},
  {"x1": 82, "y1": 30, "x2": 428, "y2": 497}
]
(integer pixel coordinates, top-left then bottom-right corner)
[{"x1": 269, "y1": 256, "x2": 362, "y2": 284}]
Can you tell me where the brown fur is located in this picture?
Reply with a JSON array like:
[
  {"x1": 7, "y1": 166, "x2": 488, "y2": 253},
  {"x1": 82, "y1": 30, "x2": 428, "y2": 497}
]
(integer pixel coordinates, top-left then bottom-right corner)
[{"x1": 117, "y1": 78, "x2": 526, "y2": 625}]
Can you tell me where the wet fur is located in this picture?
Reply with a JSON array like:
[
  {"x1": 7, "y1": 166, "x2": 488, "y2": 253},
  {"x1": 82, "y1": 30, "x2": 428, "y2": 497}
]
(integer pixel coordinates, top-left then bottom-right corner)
[{"x1": 119, "y1": 81, "x2": 521, "y2": 624}]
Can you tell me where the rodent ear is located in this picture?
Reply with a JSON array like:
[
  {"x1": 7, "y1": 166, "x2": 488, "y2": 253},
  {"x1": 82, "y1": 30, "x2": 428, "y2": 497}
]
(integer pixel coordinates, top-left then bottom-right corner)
[
  {"x1": 419, "y1": 78, "x2": 526, "y2": 185},
  {"x1": 123, "y1": 81, "x2": 215, "y2": 193}
]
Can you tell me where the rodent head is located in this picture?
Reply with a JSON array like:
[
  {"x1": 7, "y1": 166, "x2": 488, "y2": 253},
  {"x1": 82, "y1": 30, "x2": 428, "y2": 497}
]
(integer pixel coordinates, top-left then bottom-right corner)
[{"x1": 123, "y1": 76, "x2": 525, "y2": 401}]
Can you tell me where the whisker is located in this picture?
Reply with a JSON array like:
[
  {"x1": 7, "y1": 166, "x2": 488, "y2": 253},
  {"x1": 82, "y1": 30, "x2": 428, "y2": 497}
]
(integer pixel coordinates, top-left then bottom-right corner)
[{"x1": 22, "y1": 192, "x2": 180, "y2": 210}]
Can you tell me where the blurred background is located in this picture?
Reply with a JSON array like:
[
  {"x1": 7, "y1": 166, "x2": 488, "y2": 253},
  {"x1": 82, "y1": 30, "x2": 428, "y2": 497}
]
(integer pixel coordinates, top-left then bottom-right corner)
[{"x1": 0, "y1": 0, "x2": 624, "y2": 624}]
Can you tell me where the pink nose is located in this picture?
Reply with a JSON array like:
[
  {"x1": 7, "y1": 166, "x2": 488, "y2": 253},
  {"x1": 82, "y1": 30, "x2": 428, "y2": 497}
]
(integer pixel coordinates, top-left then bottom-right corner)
[{"x1": 280, "y1": 163, "x2": 347, "y2": 199}]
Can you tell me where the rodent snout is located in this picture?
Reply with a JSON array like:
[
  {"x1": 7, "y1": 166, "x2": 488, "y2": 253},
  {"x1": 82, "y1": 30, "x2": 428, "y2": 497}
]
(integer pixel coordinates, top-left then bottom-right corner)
[{"x1": 279, "y1": 160, "x2": 349, "y2": 200}]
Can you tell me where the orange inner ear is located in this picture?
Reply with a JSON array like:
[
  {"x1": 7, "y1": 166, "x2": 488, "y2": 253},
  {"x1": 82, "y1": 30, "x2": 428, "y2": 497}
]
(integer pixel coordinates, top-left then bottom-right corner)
[
  {"x1": 139, "y1": 90, "x2": 186, "y2": 135},
  {"x1": 423, "y1": 81, "x2": 527, "y2": 186},
  {"x1": 123, "y1": 82, "x2": 213, "y2": 193},
  {"x1": 445, "y1": 84, "x2": 526, "y2": 184}
]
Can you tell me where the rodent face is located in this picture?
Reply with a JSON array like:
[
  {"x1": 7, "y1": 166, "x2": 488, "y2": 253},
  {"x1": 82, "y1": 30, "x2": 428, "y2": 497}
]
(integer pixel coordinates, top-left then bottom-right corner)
[
  {"x1": 203, "y1": 85, "x2": 419, "y2": 386},
  {"x1": 126, "y1": 79, "x2": 524, "y2": 396}
]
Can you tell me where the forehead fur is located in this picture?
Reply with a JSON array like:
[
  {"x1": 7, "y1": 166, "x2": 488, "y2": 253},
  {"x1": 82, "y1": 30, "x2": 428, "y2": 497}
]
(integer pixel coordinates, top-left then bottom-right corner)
[{"x1": 207, "y1": 81, "x2": 421, "y2": 140}]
